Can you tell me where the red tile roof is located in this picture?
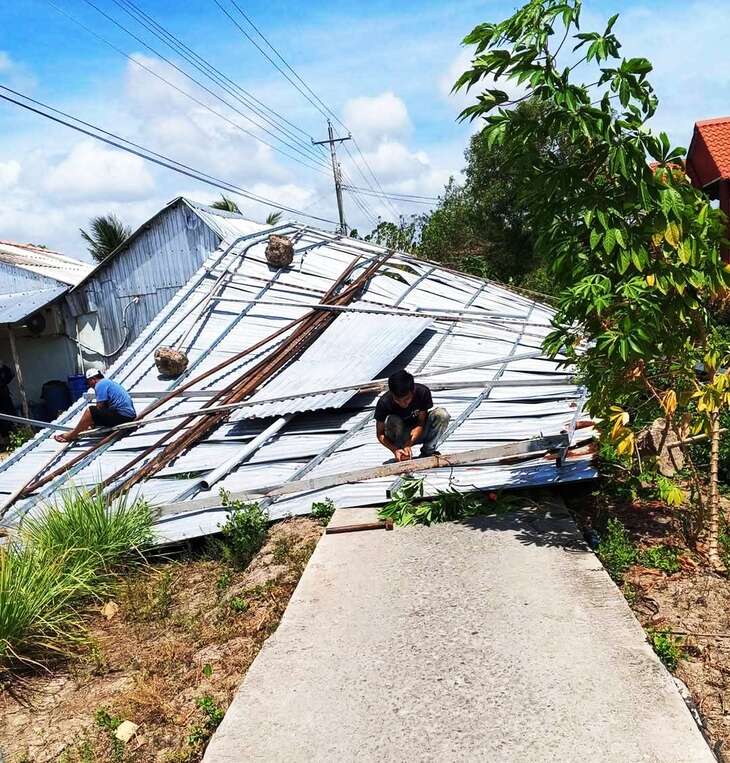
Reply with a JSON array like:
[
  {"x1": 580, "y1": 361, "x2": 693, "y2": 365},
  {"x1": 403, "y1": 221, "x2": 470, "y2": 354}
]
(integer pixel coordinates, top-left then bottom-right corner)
[{"x1": 686, "y1": 117, "x2": 730, "y2": 190}]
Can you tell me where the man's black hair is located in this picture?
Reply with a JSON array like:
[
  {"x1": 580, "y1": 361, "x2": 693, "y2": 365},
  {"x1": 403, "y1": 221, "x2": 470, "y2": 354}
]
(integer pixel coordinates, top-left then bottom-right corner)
[{"x1": 388, "y1": 369, "x2": 415, "y2": 397}]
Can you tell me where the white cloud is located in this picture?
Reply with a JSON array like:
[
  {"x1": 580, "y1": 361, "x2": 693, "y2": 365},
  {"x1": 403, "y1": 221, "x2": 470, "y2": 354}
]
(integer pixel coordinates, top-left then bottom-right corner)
[
  {"x1": 0, "y1": 49, "x2": 36, "y2": 91},
  {"x1": 343, "y1": 92, "x2": 411, "y2": 149},
  {"x1": 0, "y1": 160, "x2": 20, "y2": 191},
  {"x1": 43, "y1": 141, "x2": 155, "y2": 202}
]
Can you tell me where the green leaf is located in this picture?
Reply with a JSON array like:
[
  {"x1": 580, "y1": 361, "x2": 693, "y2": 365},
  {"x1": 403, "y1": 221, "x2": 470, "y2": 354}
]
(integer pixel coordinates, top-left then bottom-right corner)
[
  {"x1": 623, "y1": 57, "x2": 653, "y2": 75},
  {"x1": 590, "y1": 229, "x2": 602, "y2": 250},
  {"x1": 617, "y1": 249, "x2": 630, "y2": 274},
  {"x1": 603, "y1": 228, "x2": 617, "y2": 255}
]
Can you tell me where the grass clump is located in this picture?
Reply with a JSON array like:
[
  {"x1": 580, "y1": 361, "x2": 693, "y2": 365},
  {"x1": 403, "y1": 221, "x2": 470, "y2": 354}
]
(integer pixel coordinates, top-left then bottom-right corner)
[
  {"x1": 0, "y1": 545, "x2": 94, "y2": 669},
  {"x1": 216, "y1": 492, "x2": 268, "y2": 570},
  {"x1": 0, "y1": 487, "x2": 153, "y2": 672},
  {"x1": 596, "y1": 518, "x2": 637, "y2": 582},
  {"x1": 188, "y1": 694, "x2": 225, "y2": 750},
  {"x1": 648, "y1": 628, "x2": 684, "y2": 671},
  {"x1": 637, "y1": 545, "x2": 681, "y2": 574},
  {"x1": 311, "y1": 498, "x2": 336, "y2": 524},
  {"x1": 22, "y1": 488, "x2": 153, "y2": 581}
]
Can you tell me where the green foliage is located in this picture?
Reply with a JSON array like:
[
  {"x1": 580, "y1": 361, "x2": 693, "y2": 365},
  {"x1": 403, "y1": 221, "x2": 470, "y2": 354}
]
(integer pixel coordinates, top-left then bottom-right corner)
[
  {"x1": 597, "y1": 518, "x2": 637, "y2": 582},
  {"x1": 1, "y1": 489, "x2": 152, "y2": 671},
  {"x1": 217, "y1": 491, "x2": 268, "y2": 569},
  {"x1": 378, "y1": 480, "x2": 512, "y2": 526},
  {"x1": 228, "y1": 596, "x2": 249, "y2": 613},
  {"x1": 7, "y1": 425, "x2": 34, "y2": 450},
  {"x1": 311, "y1": 498, "x2": 336, "y2": 524},
  {"x1": 638, "y1": 545, "x2": 680, "y2": 573},
  {"x1": 80, "y1": 214, "x2": 131, "y2": 262},
  {"x1": 364, "y1": 217, "x2": 423, "y2": 253},
  {"x1": 188, "y1": 695, "x2": 225, "y2": 748},
  {"x1": 94, "y1": 707, "x2": 122, "y2": 732},
  {"x1": 0, "y1": 544, "x2": 93, "y2": 669},
  {"x1": 210, "y1": 195, "x2": 241, "y2": 213},
  {"x1": 21, "y1": 488, "x2": 153, "y2": 583},
  {"x1": 648, "y1": 628, "x2": 684, "y2": 670},
  {"x1": 265, "y1": 210, "x2": 283, "y2": 225},
  {"x1": 455, "y1": 0, "x2": 730, "y2": 540},
  {"x1": 125, "y1": 568, "x2": 174, "y2": 622}
]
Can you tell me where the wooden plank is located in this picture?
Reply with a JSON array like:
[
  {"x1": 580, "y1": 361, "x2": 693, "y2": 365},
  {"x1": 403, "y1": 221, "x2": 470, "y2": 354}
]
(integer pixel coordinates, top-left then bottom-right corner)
[{"x1": 155, "y1": 434, "x2": 569, "y2": 519}]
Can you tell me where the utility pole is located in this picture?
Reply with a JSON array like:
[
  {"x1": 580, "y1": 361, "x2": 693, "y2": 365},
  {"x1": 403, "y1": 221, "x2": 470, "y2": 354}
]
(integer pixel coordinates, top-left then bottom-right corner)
[{"x1": 313, "y1": 120, "x2": 351, "y2": 235}]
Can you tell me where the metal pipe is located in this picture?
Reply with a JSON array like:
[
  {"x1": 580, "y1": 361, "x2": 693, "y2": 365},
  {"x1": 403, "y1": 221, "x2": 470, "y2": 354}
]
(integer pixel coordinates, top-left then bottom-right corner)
[{"x1": 325, "y1": 520, "x2": 394, "y2": 534}]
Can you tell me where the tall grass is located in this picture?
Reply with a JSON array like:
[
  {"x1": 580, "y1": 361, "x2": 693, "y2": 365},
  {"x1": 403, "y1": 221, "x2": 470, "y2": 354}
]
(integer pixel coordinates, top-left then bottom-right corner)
[
  {"x1": 21, "y1": 488, "x2": 154, "y2": 581},
  {"x1": 0, "y1": 487, "x2": 153, "y2": 672}
]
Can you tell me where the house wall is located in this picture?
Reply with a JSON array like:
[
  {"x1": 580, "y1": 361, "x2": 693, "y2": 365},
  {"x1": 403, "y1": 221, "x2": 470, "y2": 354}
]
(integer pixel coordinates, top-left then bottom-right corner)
[
  {"x1": 0, "y1": 304, "x2": 79, "y2": 411},
  {"x1": 65, "y1": 202, "x2": 223, "y2": 366}
]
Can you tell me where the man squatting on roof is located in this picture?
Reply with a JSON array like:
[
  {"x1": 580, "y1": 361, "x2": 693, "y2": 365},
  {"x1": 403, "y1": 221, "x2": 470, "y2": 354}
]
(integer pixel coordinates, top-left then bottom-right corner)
[
  {"x1": 54, "y1": 368, "x2": 137, "y2": 443},
  {"x1": 375, "y1": 370, "x2": 450, "y2": 462}
]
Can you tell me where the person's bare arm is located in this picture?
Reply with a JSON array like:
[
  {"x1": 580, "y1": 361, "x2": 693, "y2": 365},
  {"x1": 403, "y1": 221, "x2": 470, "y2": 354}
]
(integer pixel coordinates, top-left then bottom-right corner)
[
  {"x1": 377, "y1": 420, "x2": 411, "y2": 461},
  {"x1": 404, "y1": 410, "x2": 428, "y2": 448}
]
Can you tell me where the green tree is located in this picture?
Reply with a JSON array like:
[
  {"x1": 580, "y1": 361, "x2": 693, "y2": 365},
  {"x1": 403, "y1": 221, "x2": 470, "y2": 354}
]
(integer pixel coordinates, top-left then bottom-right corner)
[
  {"x1": 266, "y1": 211, "x2": 283, "y2": 225},
  {"x1": 210, "y1": 195, "x2": 241, "y2": 213},
  {"x1": 79, "y1": 214, "x2": 131, "y2": 262},
  {"x1": 456, "y1": 0, "x2": 730, "y2": 567},
  {"x1": 364, "y1": 217, "x2": 423, "y2": 253},
  {"x1": 419, "y1": 100, "x2": 555, "y2": 291}
]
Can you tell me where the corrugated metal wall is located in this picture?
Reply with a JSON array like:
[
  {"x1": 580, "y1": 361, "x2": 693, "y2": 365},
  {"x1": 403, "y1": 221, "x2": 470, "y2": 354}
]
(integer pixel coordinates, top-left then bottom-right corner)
[
  {"x1": 67, "y1": 202, "x2": 222, "y2": 364},
  {"x1": 0, "y1": 261, "x2": 61, "y2": 297}
]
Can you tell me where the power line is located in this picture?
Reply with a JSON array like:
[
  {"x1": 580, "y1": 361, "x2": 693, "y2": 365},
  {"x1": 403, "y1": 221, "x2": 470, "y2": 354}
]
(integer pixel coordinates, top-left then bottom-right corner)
[
  {"x1": 60, "y1": 0, "x2": 331, "y2": 174},
  {"x1": 227, "y1": 0, "x2": 348, "y2": 132},
  {"x1": 110, "y1": 0, "x2": 323, "y2": 161},
  {"x1": 342, "y1": 142, "x2": 401, "y2": 219},
  {"x1": 0, "y1": 86, "x2": 338, "y2": 225},
  {"x1": 341, "y1": 185, "x2": 440, "y2": 203}
]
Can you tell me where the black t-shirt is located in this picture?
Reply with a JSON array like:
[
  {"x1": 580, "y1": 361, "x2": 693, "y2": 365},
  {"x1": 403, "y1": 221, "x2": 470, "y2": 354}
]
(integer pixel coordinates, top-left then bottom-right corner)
[{"x1": 374, "y1": 383, "x2": 433, "y2": 426}]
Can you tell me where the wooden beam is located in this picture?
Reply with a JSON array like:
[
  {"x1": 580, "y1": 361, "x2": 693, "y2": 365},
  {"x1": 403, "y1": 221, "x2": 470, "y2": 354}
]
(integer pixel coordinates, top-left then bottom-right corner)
[
  {"x1": 155, "y1": 434, "x2": 569, "y2": 519},
  {"x1": 7, "y1": 325, "x2": 29, "y2": 419}
]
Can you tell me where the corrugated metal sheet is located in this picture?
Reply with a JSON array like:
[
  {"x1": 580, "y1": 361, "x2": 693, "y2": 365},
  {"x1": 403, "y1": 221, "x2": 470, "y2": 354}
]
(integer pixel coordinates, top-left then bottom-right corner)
[
  {"x1": 0, "y1": 223, "x2": 596, "y2": 544},
  {"x1": 0, "y1": 285, "x2": 69, "y2": 323},
  {"x1": 243, "y1": 313, "x2": 433, "y2": 418},
  {"x1": 0, "y1": 241, "x2": 92, "y2": 286}
]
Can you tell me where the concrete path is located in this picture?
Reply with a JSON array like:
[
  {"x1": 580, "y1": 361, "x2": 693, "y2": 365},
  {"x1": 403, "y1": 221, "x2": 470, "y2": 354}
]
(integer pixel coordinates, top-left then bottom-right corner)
[{"x1": 204, "y1": 503, "x2": 713, "y2": 762}]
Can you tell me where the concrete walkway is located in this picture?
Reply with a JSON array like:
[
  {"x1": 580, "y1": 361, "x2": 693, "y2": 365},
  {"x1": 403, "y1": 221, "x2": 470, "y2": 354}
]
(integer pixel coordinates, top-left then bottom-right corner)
[{"x1": 204, "y1": 503, "x2": 713, "y2": 762}]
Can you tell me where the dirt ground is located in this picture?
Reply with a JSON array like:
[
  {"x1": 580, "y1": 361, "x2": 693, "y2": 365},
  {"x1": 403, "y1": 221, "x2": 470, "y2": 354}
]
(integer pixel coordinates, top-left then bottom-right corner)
[
  {"x1": 564, "y1": 483, "x2": 730, "y2": 761},
  {"x1": 0, "y1": 517, "x2": 323, "y2": 763}
]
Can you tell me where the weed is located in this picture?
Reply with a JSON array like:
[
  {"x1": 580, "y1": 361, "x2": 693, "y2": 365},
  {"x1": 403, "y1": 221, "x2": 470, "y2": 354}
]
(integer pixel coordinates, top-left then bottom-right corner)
[
  {"x1": 596, "y1": 518, "x2": 637, "y2": 582},
  {"x1": 272, "y1": 535, "x2": 295, "y2": 564},
  {"x1": 648, "y1": 628, "x2": 684, "y2": 671},
  {"x1": 311, "y1": 498, "x2": 336, "y2": 524},
  {"x1": 87, "y1": 638, "x2": 109, "y2": 675},
  {"x1": 95, "y1": 707, "x2": 122, "y2": 732},
  {"x1": 621, "y1": 581, "x2": 638, "y2": 605},
  {"x1": 638, "y1": 545, "x2": 681, "y2": 574},
  {"x1": 7, "y1": 425, "x2": 34, "y2": 451},
  {"x1": 124, "y1": 567, "x2": 175, "y2": 622},
  {"x1": 378, "y1": 477, "x2": 424, "y2": 525},
  {"x1": 217, "y1": 492, "x2": 268, "y2": 569},
  {"x1": 202, "y1": 663, "x2": 213, "y2": 679},
  {"x1": 187, "y1": 695, "x2": 225, "y2": 749},
  {"x1": 0, "y1": 543, "x2": 94, "y2": 670},
  {"x1": 21, "y1": 487, "x2": 153, "y2": 583},
  {"x1": 215, "y1": 570, "x2": 231, "y2": 597},
  {"x1": 228, "y1": 596, "x2": 249, "y2": 613}
]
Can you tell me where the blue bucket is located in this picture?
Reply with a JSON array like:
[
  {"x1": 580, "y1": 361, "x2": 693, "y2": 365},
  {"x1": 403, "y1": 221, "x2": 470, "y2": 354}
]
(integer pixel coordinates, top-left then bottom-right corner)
[{"x1": 67, "y1": 373, "x2": 87, "y2": 402}]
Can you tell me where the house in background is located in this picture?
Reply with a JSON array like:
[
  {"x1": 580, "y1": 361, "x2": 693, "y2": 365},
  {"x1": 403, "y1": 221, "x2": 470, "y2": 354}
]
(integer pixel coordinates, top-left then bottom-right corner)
[
  {"x1": 686, "y1": 117, "x2": 730, "y2": 260},
  {"x1": 64, "y1": 197, "x2": 267, "y2": 369},
  {"x1": 0, "y1": 241, "x2": 92, "y2": 417}
]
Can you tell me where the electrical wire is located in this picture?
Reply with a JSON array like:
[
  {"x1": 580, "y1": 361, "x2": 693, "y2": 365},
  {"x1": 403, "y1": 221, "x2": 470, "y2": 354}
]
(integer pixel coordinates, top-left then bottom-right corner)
[
  {"x1": 110, "y1": 0, "x2": 325, "y2": 163},
  {"x1": 341, "y1": 184, "x2": 440, "y2": 202},
  {"x1": 58, "y1": 0, "x2": 331, "y2": 174},
  {"x1": 341, "y1": 186, "x2": 438, "y2": 205},
  {"x1": 0, "y1": 87, "x2": 339, "y2": 225}
]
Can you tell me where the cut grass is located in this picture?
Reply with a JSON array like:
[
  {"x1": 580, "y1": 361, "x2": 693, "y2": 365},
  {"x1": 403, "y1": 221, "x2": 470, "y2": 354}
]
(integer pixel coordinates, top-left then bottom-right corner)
[{"x1": 0, "y1": 487, "x2": 153, "y2": 672}]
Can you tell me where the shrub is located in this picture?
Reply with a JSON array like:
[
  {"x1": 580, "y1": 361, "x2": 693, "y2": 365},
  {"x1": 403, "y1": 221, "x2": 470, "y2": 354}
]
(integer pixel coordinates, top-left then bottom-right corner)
[
  {"x1": 0, "y1": 544, "x2": 94, "y2": 670},
  {"x1": 648, "y1": 628, "x2": 684, "y2": 671},
  {"x1": 596, "y1": 518, "x2": 637, "y2": 582},
  {"x1": 638, "y1": 545, "x2": 681, "y2": 574},
  {"x1": 21, "y1": 488, "x2": 153, "y2": 583},
  {"x1": 8, "y1": 425, "x2": 34, "y2": 451},
  {"x1": 218, "y1": 492, "x2": 268, "y2": 569},
  {"x1": 311, "y1": 498, "x2": 335, "y2": 524}
]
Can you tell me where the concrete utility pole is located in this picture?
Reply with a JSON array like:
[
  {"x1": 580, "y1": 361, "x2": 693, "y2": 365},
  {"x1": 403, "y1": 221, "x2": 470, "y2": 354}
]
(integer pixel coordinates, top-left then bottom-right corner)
[{"x1": 313, "y1": 120, "x2": 351, "y2": 235}]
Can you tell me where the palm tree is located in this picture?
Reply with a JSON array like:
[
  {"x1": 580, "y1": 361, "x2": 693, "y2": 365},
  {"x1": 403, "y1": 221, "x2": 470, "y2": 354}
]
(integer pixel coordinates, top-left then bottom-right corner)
[
  {"x1": 210, "y1": 195, "x2": 241, "y2": 213},
  {"x1": 80, "y1": 214, "x2": 132, "y2": 262},
  {"x1": 265, "y1": 211, "x2": 283, "y2": 225}
]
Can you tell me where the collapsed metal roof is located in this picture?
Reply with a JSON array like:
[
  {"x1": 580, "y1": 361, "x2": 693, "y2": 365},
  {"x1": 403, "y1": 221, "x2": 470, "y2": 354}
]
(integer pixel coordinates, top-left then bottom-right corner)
[{"x1": 0, "y1": 224, "x2": 596, "y2": 544}]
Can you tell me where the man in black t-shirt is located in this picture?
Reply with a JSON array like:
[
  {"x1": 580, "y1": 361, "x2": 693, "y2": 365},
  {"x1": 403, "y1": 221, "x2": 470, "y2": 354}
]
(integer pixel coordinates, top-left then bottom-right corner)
[{"x1": 374, "y1": 369, "x2": 450, "y2": 462}]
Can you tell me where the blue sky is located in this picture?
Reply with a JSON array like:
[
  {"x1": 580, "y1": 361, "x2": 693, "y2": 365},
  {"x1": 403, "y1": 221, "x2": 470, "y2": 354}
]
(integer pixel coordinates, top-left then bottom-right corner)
[{"x1": 1, "y1": 0, "x2": 729, "y2": 257}]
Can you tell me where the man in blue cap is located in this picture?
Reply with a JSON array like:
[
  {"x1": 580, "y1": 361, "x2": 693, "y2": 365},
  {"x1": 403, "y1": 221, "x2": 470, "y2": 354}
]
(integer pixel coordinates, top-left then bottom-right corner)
[{"x1": 54, "y1": 368, "x2": 136, "y2": 443}]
